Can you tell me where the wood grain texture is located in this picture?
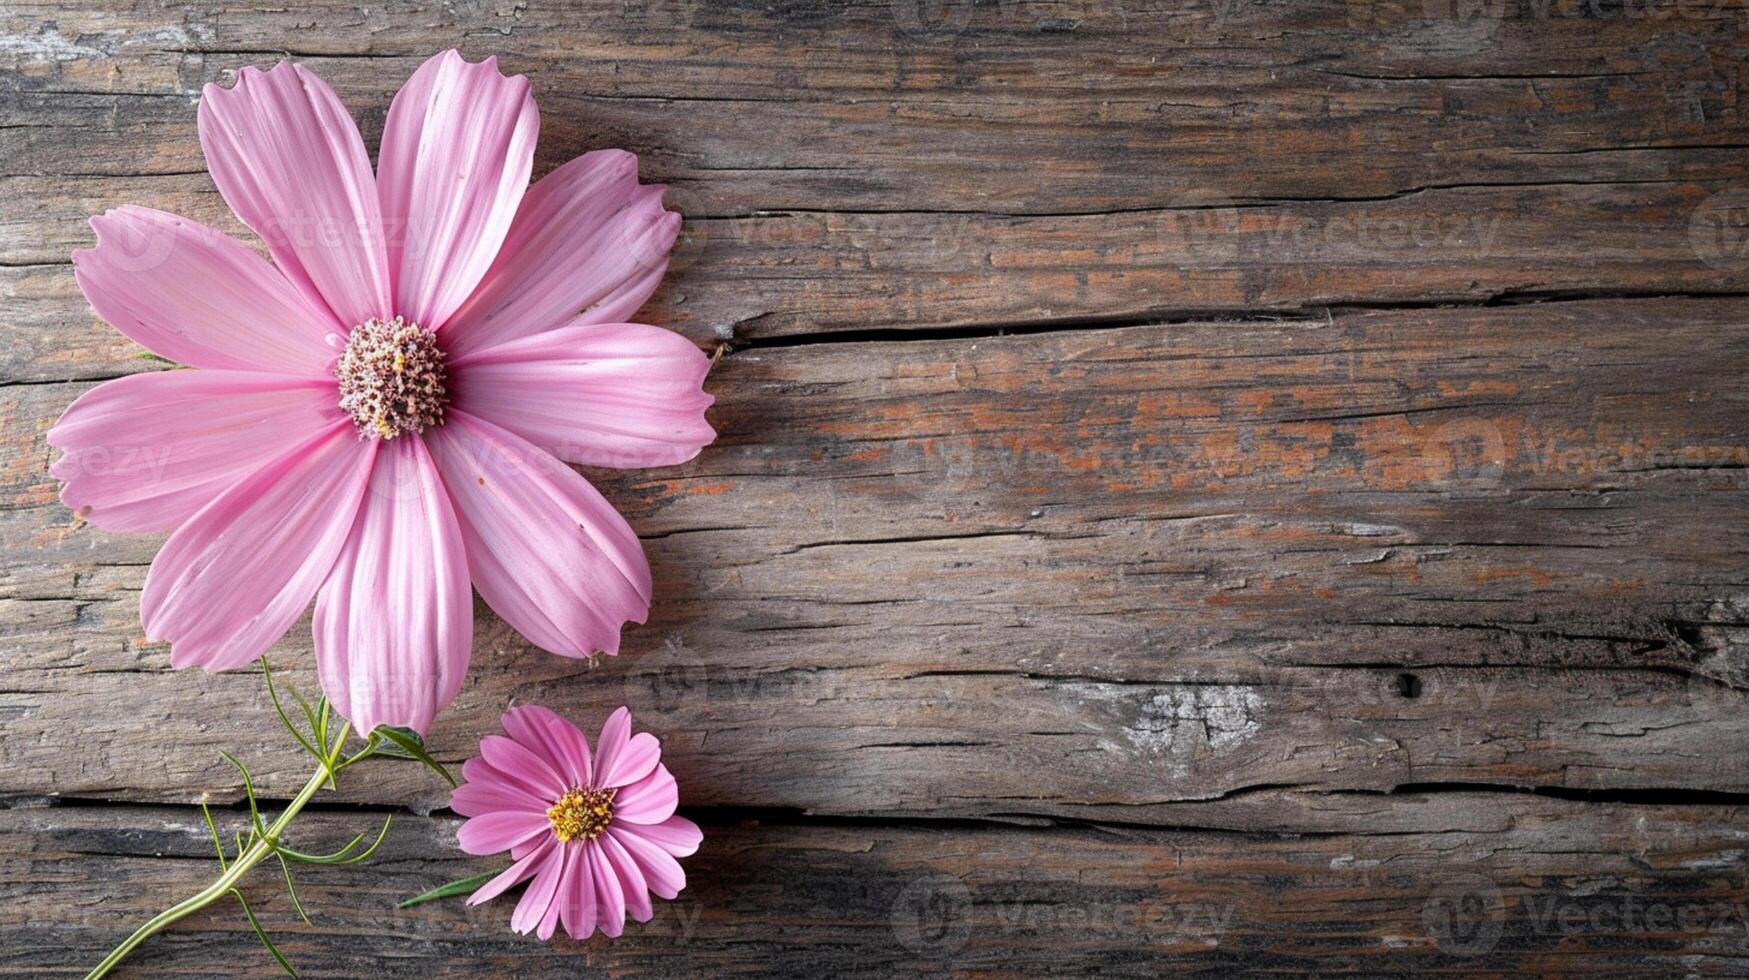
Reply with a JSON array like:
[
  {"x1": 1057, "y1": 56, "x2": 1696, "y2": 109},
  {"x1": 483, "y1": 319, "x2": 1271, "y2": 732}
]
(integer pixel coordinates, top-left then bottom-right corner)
[
  {"x1": 4, "y1": 797, "x2": 1749, "y2": 977},
  {"x1": 4, "y1": 300, "x2": 1749, "y2": 815},
  {"x1": 2, "y1": 0, "x2": 1747, "y2": 974},
  {"x1": 6, "y1": 1, "x2": 1749, "y2": 354}
]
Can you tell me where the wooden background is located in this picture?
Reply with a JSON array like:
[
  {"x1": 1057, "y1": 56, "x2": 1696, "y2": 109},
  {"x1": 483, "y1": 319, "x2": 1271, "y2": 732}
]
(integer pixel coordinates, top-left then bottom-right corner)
[{"x1": 4, "y1": 0, "x2": 1749, "y2": 975}]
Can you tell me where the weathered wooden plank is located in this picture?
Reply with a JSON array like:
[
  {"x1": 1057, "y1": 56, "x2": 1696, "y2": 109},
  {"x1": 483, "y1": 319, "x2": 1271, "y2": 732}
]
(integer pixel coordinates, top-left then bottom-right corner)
[
  {"x1": 3, "y1": 795, "x2": 1747, "y2": 975},
  {"x1": 2, "y1": 300, "x2": 1744, "y2": 813},
  {"x1": 6, "y1": 176, "x2": 1743, "y2": 361},
  {"x1": 5, "y1": 1, "x2": 1749, "y2": 348},
  {"x1": 7, "y1": 1, "x2": 1749, "y2": 206},
  {"x1": 6, "y1": 3, "x2": 1749, "y2": 970}
]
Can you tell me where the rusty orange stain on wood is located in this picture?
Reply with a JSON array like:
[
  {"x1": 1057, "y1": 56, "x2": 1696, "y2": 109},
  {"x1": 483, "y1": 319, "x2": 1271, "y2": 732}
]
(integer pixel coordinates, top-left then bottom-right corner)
[
  {"x1": 1600, "y1": 577, "x2": 1647, "y2": 596},
  {"x1": 1471, "y1": 565, "x2": 1558, "y2": 588},
  {"x1": 1232, "y1": 388, "x2": 1278, "y2": 416},
  {"x1": 1134, "y1": 391, "x2": 1221, "y2": 421},
  {"x1": 636, "y1": 479, "x2": 736, "y2": 500},
  {"x1": 1436, "y1": 379, "x2": 1519, "y2": 398}
]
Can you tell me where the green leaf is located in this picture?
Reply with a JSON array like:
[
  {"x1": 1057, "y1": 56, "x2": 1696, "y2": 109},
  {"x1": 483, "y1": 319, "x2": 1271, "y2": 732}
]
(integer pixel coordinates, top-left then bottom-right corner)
[
  {"x1": 200, "y1": 802, "x2": 229, "y2": 871},
  {"x1": 278, "y1": 814, "x2": 392, "y2": 866},
  {"x1": 135, "y1": 351, "x2": 177, "y2": 366},
  {"x1": 398, "y1": 870, "x2": 502, "y2": 909},
  {"x1": 218, "y1": 751, "x2": 269, "y2": 839},
  {"x1": 367, "y1": 725, "x2": 421, "y2": 758},
  {"x1": 260, "y1": 657, "x2": 322, "y2": 765},
  {"x1": 277, "y1": 829, "x2": 366, "y2": 865},
  {"x1": 289, "y1": 687, "x2": 323, "y2": 753},
  {"x1": 370, "y1": 725, "x2": 457, "y2": 787},
  {"x1": 276, "y1": 853, "x2": 311, "y2": 925},
  {"x1": 332, "y1": 733, "x2": 381, "y2": 776},
  {"x1": 231, "y1": 888, "x2": 298, "y2": 978}
]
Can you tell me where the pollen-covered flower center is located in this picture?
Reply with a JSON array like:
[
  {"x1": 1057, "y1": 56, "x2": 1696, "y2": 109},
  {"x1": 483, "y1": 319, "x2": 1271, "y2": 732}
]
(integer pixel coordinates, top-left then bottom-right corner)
[
  {"x1": 336, "y1": 316, "x2": 448, "y2": 439},
  {"x1": 547, "y1": 787, "x2": 615, "y2": 842}
]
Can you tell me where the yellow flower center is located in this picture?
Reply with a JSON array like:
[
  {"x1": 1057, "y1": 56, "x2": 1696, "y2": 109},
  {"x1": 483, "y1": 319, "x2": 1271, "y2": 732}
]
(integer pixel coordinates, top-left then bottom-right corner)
[{"x1": 547, "y1": 787, "x2": 615, "y2": 842}]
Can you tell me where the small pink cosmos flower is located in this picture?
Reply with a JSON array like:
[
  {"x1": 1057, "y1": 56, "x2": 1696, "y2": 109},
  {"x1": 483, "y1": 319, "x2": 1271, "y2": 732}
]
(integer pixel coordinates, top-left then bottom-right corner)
[
  {"x1": 454, "y1": 705, "x2": 701, "y2": 940},
  {"x1": 47, "y1": 51, "x2": 714, "y2": 734}
]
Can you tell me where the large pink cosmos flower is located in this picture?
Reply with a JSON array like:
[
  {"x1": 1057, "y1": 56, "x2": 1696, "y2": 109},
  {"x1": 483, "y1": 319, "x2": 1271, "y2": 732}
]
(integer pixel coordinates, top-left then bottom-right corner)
[
  {"x1": 47, "y1": 51, "x2": 714, "y2": 734},
  {"x1": 454, "y1": 705, "x2": 700, "y2": 940}
]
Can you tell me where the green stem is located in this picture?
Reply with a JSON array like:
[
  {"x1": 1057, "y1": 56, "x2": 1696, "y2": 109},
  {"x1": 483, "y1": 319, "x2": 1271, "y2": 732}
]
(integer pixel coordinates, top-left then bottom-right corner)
[{"x1": 84, "y1": 724, "x2": 352, "y2": 980}]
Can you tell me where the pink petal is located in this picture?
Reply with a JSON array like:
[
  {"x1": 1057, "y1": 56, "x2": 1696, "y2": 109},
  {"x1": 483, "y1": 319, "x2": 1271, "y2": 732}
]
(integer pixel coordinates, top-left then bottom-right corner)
[
  {"x1": 512, "y1": 837, "x2": 569, "y2": 935},
  {"x1": 314, "y1": 436, "x2": 471, "y2": 736},
  {"x1": 448, "y1": 321, "x2": 714, "y2": 469},
  {"x1": 378, "y1": 50, "x2": 539, "y2": 331},
  {"x1": 591, "y1": 707, "x2": 631, "y2": 786},
  {"x1": 545, "y1": 712, "x2": 595, "y2": 789},
  {"x1": 442, "y1": 150, "x2": 678, "y2": 359},
  {"x1": 612, "y1": 764, "x2": 678, "y2": 826},
  {"x1": 598, "y1": 831, "x2": 653, "y2": 923},
  {"x1": 600, "y1": 734, "x2": 660, "y2": 789},
  {"x1": 48, "y1": 371, "x2": 339, "y2": 533},
  {"x1": 73, "y1": 208, "x2": 341, "y2": 374},
  {"x1": 634, "y1": 814, "x2": 704, "y2": 858},
  {"x1": 556, "y1": 842, "x2": 596, "y2": 940},
  {"x1": 500, "y1": 703, "x2": 566, "y2": 780},
  {"x1": 199, "y1": 61, "x2": 391, "y2": 329},
  {"x1": 608, "y1": 823, "x2": 686, "y2": 900},
  {"x1": 479, "y1": 734, "x2": 567, "y2": 798},
  {"x1": 588, "y1": 839, "x2": 627, "y2": 938},
  {"x1": 425, "y1": 411, "x2": 651, "y2": 660},
  {"x1": 461, "y1": 756, "x2": 556, "y2": 809},
  {"x1": 457, "y1": 809, "x2": 551, "y2": 857},
  {"x1": 450, "y1": 777, "x2": 547, "y2": 819},
  {"x1": 536, "y1": 846, "x2": 579, "y2": 942},
  {"x1": 502, "y1": 706, "x2": 591, "y2": 789},
  {"x1": 139, "y1": 424, "x2": 375, "y2": 672},
  {"x1": 468, "y1": 835, "x2": 555, "y2": 905},
  {"x1": 536, "y1": 885, "x2": 564, "y2": 941},
  {"x1": 592, "y1": 708, "x2": 660, "y2": 789}
]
